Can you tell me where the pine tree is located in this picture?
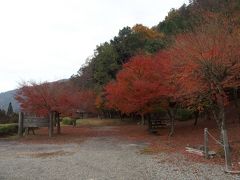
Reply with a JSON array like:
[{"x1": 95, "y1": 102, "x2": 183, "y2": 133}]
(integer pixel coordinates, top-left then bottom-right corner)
[{"x1": 7, "y1": 102, "x2": 13, "y2": 117}]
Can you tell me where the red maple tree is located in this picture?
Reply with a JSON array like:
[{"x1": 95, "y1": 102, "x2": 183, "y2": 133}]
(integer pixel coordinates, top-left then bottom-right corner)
[
  {"x1": 105, "y1": 54, "x2": 174, "y2": 125},
  {"x1": 15, "y1": 81, "x2": 96, "y2": 117},
  {"x1": 170, "y1": 15, "x2": 240, "y2": 131}
]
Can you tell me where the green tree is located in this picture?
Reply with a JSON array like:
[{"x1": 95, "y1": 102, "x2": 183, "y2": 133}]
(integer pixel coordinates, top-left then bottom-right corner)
[
  {"x1": 0, "y1": 109, "x2": 6, "y2": 119},
  {"x1": 93, "y1": 42, "x2": 120, "y2": 89},
  {"x1": 7, "y1": 102, "x2": 13, "y2": 117},
  {"x1": 111, "y1": 27, "x2": 145, "y2": 63},
  {"x1": 156, "y1": 5, "x2": 193, "y2": 35}
]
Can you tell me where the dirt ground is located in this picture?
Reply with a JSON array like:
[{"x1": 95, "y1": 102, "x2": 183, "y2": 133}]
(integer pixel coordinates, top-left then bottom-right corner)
[
  {"x1": 16, "y1": 118, "x2": 240, "y2": 168},
  {"x1": 1, "y1": 118, "x2": 240, "y2": 179}
]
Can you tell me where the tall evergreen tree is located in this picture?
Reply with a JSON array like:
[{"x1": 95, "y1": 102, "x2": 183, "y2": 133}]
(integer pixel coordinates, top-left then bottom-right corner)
[{"x1": 7, "y1": 102, "x2": 13, "y2": 117}]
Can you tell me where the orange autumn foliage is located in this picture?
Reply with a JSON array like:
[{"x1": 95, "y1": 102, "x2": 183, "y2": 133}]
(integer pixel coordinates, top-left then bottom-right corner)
[
  {"x1": 170, "y1": 17, "x2": 240, "y2": 107},
  {"x1": 105, "y1": 53, "x2": 174, "y2": 115},
  {"x1": 15, "y1": 82, "x2": 96, "y2": 117}
]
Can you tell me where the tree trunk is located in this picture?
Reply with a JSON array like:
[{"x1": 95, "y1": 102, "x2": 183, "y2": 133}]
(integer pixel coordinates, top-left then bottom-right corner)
[
  {"x1": 219, "y1": 93, "x2": 227, "y2": 131},
  {"x1": 119, "y1": 112, "x2": 123, "y2": 121},
  {"x1": 218, "y1": 93, "x2": 227, "y2": 142},
  {"x1": 52, "y1": 111, "x2": 56, "y2": 133},
  {"x1": 131, "y1": 113, "x2": 135, "y2": 121},
  {"x1": 148, "y1": 113, "x2": 151, "y2": 123},
  {"x1": 222, "y1": 129, "x2": 232, "y2": 170},
  {"x1": 168, "y1": 108, "x2": 175, "y2": 137},
  {"x1": 48, "y1": 112, "x2": 53, "y2": 137},
  {"x1": 99, "y1": 111, "x2": 103, "y2": 120},
  {"x1": 57, "y1": 112, "x2": 61, "y2": 134},
  {"x1": 72, "y1": 119, "x2": 76, "y2": 127},
  {"x1": 212, "y1": 109, "x2": 221, "y2": 131},
  {"x1": 140, "y1": 113, "x2": 145, "y2": 125},
  {"x1": 148, "y1": 113, "x2": 152, "y2": 130},
  {"x1": 233, "y1": 88, "x2": 240, "y2": 123},
  {"x1": 219, "y1": 97, "x2": 232, "y2": 169},
  {"x1": 18, "y1": 112, "x2": 24, "y2": 137},
  {"x1": 193, "y1": 110, "x2": 199, "y2": 126}
]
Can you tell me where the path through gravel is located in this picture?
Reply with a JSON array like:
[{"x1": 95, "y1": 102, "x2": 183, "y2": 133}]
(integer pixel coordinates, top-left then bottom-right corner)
[{"x1": 0, "y1": 136, "x2": 239, "y2": 180}]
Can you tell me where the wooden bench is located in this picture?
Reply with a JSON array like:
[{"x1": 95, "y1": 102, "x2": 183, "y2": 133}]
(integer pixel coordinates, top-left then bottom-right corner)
[
  {"x1": 148, "y1": 119, "x2": 168, "y2": 133},
  {"x1": 24, "y1": 127, "x2": 37, "y2": 135}
]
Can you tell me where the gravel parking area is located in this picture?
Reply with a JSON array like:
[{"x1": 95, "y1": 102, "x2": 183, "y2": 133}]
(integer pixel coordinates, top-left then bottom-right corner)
[{"x1": 0, "y1": 136, "x2": 239, "y2": 180}]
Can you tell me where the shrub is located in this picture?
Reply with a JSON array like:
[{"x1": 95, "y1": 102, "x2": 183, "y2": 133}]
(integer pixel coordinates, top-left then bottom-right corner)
[
  {"x1": 62, "y1": 117, "x2": 73, "y2": 125},
  {"x1": 8, "y1": 113, "x2": 18, "y2": 123},
  {"x1": 0, "y1": 112, "x2": 18, "y2": 124},
  {"x1": 0, "y1": 124, "x2": 18, "y2": 136}
]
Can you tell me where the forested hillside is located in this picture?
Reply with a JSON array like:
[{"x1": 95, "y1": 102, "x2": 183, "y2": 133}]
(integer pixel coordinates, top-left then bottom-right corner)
[{"x1": 71, "y1": 0, "x2": 240, "y2": 91}]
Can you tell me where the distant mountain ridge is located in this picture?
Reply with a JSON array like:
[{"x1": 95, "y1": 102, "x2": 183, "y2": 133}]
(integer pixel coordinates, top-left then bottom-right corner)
[{"x1": 0, "y1": 89, "x2": 19, "y2": 112}]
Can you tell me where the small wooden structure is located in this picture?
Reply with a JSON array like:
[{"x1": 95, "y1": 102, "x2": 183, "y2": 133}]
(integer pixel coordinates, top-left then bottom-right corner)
[
  {"x1": 148, "y1": 119, "x2": 168, "y2": 133},
  {"x1": 76, "y1": 110, "x2": 91, "y2": 119},
  {"x1": 18, "y1": 111, "x2": 61, "y2": 137}
]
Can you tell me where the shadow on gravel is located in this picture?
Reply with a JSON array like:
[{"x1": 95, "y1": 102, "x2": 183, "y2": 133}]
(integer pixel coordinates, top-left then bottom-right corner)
[{"x1": 16, "y1": 150, "x2": 75, "y2": 159}]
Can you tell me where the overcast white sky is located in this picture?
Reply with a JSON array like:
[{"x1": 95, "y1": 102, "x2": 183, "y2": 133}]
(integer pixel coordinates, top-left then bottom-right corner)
[{"x1": 0, "y1": 0, "x2": 189, "y2": 92}]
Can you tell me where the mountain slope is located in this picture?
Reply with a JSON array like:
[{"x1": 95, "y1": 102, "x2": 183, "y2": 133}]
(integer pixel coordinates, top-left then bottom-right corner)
[{"x1": 0, "y1": 89, "x2": 19, "y2": 112}]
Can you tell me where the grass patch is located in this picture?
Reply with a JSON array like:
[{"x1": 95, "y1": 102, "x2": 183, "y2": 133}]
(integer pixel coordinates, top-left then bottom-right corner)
[
  {"x1": 0, "y1": 123, "x2": 18, "y2": 136},
  {"x1": 62, "y1": 117, "x2": 73, "y2": 125},
  {"x1": 140, "y1": 146, "x2": 160, "y2": 155},
  {"x1": 76, "y1": 118, "x2": 125, "y2": 127}
]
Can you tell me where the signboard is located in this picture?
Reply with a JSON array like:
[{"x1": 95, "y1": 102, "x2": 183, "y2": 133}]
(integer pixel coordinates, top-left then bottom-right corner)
[{"x1": 23, "y1": 117, "x2": 49, "y2": 127}]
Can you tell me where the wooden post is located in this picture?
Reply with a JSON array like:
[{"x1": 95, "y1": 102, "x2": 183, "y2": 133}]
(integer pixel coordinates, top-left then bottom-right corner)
[
  {"x1": 48, "y1": 112, "x2": 53, "y2": 137},
  {"x1": 204, "y1": 128, "x2": 209, "y2": 159},
  {"x1": 18, "y1": 112, "x2": 24, "y2": 137},
  {"x1": 222, "y1": 129, "x2": 232, "y2": 170},
  {"x1": 57, "y1": 112, "x2": 61, "y2": 134}
]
